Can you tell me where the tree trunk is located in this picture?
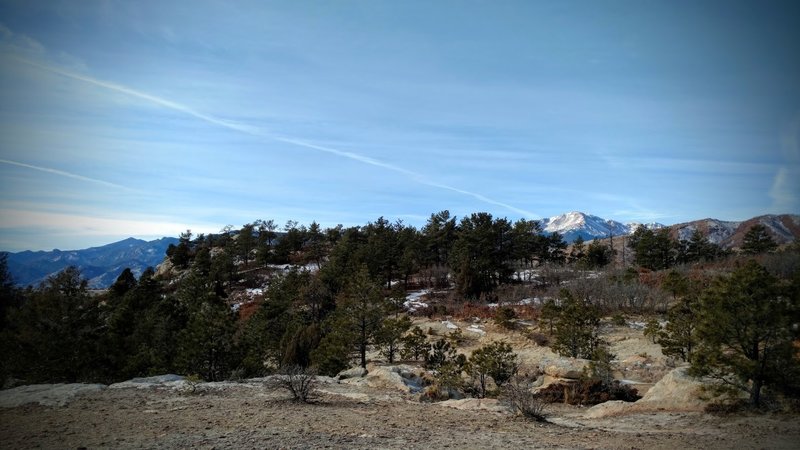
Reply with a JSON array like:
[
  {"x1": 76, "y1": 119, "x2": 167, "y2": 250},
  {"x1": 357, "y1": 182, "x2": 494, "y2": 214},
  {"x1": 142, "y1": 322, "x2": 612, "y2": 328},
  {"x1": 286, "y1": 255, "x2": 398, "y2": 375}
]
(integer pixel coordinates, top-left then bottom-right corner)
[{"x1": 750, "y1": 378, "x2": 763, "y2": 407}]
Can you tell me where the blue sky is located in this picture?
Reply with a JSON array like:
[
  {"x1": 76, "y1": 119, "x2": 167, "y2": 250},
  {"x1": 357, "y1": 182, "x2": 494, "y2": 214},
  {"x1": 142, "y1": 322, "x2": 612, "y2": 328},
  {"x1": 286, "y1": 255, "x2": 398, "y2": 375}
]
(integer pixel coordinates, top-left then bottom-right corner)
[{"x1": 1, "y1": 0, "x2": 799, "y2": 251}]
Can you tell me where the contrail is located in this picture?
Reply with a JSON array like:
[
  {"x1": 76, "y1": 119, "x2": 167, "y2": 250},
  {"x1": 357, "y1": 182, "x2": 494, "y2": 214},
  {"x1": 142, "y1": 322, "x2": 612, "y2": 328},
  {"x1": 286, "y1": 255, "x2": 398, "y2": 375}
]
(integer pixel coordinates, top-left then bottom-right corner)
[
  {"x1": 0, "y1": 158, "x2": 135, "y2": 191},
  {"x1": 18, "y1": 57, "x2": 538, "y2": 218}
]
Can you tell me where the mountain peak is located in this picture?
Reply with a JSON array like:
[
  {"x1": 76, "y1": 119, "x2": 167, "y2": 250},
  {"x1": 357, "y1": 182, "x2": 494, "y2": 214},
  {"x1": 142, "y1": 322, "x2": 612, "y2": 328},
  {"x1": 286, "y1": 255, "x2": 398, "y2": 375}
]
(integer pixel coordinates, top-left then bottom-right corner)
[{"x1": 541, "y1": 211, "x2": 662, "y2": 243}]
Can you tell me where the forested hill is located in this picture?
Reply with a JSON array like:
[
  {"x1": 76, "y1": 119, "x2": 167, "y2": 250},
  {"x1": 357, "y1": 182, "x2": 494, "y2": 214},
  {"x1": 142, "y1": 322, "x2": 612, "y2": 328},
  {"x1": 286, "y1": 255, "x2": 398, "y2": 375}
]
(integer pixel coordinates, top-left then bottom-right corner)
[{"x1": 4, "y1": 237, "x2": 178, "y2": 288}]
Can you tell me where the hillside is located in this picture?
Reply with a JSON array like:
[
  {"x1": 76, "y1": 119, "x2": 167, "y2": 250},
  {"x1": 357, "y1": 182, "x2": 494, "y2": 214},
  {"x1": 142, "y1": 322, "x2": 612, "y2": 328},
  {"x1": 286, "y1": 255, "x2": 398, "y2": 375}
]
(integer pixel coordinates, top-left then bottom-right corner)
[
  {"x1": 671, "y1": 214, "x2": 800, "y2": 249},
  {"x1": 3, "y1": 237, "x2": 178, "y2": 288}
]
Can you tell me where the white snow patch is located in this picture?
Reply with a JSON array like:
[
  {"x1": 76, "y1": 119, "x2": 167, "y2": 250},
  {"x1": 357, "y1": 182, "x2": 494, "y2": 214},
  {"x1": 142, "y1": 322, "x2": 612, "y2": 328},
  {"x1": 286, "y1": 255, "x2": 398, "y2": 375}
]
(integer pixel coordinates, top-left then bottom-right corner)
[
  {"x1": 466, "y1": 325, "x2": 486, "y2": 335},
  {"x1": 441, "y1": 320, "x2": 459, "y2": 330},
  {"x1": 403, "y1": 290, "x2": 430, "y2": 313}
]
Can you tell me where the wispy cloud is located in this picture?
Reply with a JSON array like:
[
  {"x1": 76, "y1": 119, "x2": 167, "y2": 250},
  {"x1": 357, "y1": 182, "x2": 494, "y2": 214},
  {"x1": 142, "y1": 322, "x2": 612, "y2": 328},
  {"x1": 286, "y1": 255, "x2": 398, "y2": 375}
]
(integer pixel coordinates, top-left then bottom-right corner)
[
  {"x1": 0, "y1": 158, "x2": 136, "y2": 191},
  {"x1": 15, "y1": 57, "x2": 538, "y2": 218},
  {"x1": 769, "y1": 167, "x2": 799, "y2": 213},
  {"x1": 0, "y1": 208, "x2": 221, "y2": 251}
]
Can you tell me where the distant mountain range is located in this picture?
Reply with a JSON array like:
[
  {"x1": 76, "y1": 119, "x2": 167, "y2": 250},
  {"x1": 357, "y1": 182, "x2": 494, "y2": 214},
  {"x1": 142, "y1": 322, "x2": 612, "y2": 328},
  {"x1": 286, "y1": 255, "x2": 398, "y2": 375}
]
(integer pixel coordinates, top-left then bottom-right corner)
[
  {"x1": 670, "y1": 214, "x2": 800, "y2": 249},
  {"x1": 4, "y1": 237, "x2": 178, "y2": 289},
  {"x1": 543, "y1": 211, "x2": 799, "y2": 247},
  {"x1": 541, "y1": 211, "x2": 664, "y2": 243}
]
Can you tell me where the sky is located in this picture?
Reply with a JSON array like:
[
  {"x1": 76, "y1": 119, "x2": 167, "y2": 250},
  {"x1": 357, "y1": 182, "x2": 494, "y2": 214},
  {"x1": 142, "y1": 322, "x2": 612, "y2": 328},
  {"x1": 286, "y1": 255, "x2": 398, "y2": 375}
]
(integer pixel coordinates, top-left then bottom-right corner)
[{"x1": 1, "y1": 0, "x2": 799, "y2": 252}]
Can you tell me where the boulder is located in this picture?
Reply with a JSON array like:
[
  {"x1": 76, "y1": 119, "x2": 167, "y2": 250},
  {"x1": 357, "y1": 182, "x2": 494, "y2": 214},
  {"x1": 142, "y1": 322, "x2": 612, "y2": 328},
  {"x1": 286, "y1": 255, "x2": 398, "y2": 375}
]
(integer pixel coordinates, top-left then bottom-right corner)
[
  {"x1": 635, "y1": 367, "x2": 709, "y2": 410},
  {"x1": 0, "y1": 383, "x2": 106, "y2": 408},
  {"x1": 583, "y1": 367, "x2": 715, "y2": 418},
  {"x1": 543, "y1": 358, "x2": 589, "y2": 379},
  {"x1": 109, "y1": 374, "x2": 185, "y2": 390},
  {"x1": 364, "y1": 365, "x2": 423, "y2": 393},
  {"x1": 337, "y1": 367, "x2": 367, "y2": 380}
]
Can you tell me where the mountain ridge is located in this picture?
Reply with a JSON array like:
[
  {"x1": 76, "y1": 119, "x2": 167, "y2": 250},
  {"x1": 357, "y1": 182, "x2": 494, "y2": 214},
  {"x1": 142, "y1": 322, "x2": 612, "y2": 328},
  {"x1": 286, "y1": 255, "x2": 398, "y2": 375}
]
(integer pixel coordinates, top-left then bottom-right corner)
[
  {"x1": 4, "y1": 237, "x2": 179, "y2": 289},
  {"x1": 541, "y1": 211, "x2": 664, "y2": 243}
]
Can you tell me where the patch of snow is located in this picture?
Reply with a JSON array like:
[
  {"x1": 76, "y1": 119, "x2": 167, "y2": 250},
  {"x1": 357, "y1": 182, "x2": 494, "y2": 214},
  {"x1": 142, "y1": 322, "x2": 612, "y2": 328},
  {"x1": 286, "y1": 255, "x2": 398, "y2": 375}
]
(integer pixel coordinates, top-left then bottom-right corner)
[
  {"x1": 441, "y1": 320, "x2": 459, "y2": 330},
  {"x1": 403, "y1": 289, "x2": 430, "y2": 313},
  {"x1": 628, "y1": 321, "x2": 646, "y2": 330},
  {"x1": 246, "y1": 288, "x2": 263, "y2": 296},
  {"x1": 466, "y1": 325, "x2": 486, "y2": 335}
]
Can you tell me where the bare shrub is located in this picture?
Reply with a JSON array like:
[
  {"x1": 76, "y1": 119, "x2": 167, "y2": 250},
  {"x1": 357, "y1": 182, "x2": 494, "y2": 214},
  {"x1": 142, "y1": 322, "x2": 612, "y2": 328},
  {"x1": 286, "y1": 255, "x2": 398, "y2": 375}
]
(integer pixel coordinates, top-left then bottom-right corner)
[
  {"x1": 269, "y1": 365, "x2": 318, "y2": 403},
  {"x1": 503, "y1": 376, "x2": 548, "y2": 421},
  {"x1": 523, "y1": 330, "x2": 550, "y2": 346}
]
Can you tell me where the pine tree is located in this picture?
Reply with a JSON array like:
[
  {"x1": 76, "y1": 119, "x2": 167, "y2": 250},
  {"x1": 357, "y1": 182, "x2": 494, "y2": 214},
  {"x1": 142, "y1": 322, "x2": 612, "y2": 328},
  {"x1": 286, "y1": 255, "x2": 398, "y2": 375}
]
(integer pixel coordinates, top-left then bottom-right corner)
[
  {"x1": 689, "y1": 261, "x2": 799, "y2": 406},
  {"x1": 741, "y1": 224, "x2": 778, "y2": 255},
  {"x1": 551, "y1": 289, "x2": 601, "y2": 359},
  {"x1": 467, "y1": 341, "x2": 518, "y2": 397}
]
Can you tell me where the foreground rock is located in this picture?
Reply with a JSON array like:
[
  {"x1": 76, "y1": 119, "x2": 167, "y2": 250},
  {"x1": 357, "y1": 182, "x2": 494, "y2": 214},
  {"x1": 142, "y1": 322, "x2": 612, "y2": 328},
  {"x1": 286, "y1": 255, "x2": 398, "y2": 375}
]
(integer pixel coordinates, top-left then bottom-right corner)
[
  {"x1": 0, "y1": 383, "x2": 106, "y2": 408},
  {"x1": 584, "y1": 367, "x2": 713, "y2": 418}
]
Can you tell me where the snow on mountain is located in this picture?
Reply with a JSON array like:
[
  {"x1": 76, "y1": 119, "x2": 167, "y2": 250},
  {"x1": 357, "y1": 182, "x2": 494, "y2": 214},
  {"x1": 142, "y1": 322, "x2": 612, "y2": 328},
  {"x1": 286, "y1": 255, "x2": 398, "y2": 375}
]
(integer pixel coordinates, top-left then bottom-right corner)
[{"x1": 541, "y1": 211, "x2": 663, "y2": 243}]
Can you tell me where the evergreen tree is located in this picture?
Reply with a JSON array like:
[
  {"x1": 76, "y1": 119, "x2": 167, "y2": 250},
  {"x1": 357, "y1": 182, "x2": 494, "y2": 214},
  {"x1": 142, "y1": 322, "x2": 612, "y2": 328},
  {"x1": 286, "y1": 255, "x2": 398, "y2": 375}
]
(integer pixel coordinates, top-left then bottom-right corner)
[
  {"x1": 450, "y1": 213, "x2": 514, "y2": 299},
  {"x1": 400, "y1": 326, "x2": 428, "y2": 361},
  {"x1": 3, "y1": 267, "x2": 106, "y2": 382},
  {"x1": 467, "y1": 341, "x2": 518, "y2": 397},
  {"x1": 629, "y1": 227, "x2": 675, "y2": 270},
  {"x1": 236, "y1": 223, "x2": 256, "y2": 268},
  {"x1": 584, "y1": 240, "x2": 615, "y2": 269},
  {"x1": 551, "y1": 289, "x2": 601, "y2": 359},
  {"x1": 326, "y1": 267, "x2": 388, "y2": 369},
  {"x1": 689, "y1": 261, "x2": 799, "y2": 406},
  {"x1": 569, "y1": 236, "x2": 586, "y2": 265},
  {"x1": 110, "y1": 268, "x2": 137, "y2": 297},
  {"x1": 176, "y1": 295, "x2": 237, "y2": 381},
  {"x1": 741, "y1": 224, "x2": 778, "y2": 255},
  {"x1": 656, "y1": 295, "x2": 699, "y2": 362},
  {"x1": 377, "y1": 315, "x2": 412, "y2": 363}
]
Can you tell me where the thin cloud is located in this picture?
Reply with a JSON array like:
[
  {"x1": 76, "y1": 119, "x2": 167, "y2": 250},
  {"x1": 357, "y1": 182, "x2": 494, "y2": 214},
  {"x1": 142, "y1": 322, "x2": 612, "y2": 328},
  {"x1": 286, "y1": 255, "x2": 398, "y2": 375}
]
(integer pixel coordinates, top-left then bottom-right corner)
[
  {"x1": 0, "y1": 158, "x2": 136, "y2": 191},
  {"x1": 16, "y1": 57, "x2": 538, "y2": 218}
]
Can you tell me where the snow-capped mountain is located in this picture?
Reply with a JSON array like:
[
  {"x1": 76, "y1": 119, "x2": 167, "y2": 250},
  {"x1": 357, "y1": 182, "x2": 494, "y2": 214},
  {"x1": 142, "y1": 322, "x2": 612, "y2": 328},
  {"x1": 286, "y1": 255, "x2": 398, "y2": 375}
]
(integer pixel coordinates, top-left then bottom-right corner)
[
  {"x1": 540, "y1": 211, "x2": 664, "y2": 243},
  {"x1": 4, "y1": 237, "x2": 178, "y2": 288}
]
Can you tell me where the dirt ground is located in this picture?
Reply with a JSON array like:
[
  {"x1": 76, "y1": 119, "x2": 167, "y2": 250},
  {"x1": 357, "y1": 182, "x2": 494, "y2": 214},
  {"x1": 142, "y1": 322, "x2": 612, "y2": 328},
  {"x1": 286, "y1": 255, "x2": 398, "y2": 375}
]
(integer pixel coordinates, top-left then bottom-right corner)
[{"x1": 2, "y1": 379, "x2": 799, "y2": 450}]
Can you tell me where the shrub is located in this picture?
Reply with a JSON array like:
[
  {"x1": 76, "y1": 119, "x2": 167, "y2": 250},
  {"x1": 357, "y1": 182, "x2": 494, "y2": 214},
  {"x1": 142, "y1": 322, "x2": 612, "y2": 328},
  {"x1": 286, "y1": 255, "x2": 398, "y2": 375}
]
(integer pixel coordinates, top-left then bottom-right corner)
[
  {"x1": 503, "y1": 376, "x2": 548, "y2": 421},
  {"x1": 467, "y1": 341, "x2": 518, "y2": 398},
  {"x1": 494, "y1": 306, "x2": 517, "y2": 329},
  {"x1": 643, "y1": 318, "x2": 661, "y2": 344},
  {"x1": 269, "y1": 365, "x2": 318, "y2": 403},
  {"x1": 611, "y1": 313, "x2": 627, "y2": 326},
  {"x1": 400, "y1": 326, "x2": 428, "y2": 361},
  {"x1": 524, "y1": 330, "x2": 550, "y2": 347}
]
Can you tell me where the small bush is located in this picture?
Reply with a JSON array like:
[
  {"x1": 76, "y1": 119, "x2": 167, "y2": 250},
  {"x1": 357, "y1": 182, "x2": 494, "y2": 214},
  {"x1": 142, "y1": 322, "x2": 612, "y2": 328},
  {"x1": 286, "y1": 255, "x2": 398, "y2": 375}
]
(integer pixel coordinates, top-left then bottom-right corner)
[
  {"x1": 524, "y1": 330, "x2": 550, "y2": 347},
  {"x1": 269, "y1": 365, "x2": 318, "y2": 403},
  {"x1": 611, "y1": 313, "x2": 627, "y2": 326},
  {"x1": 503, "y1": 376, "x2": 548, "y2": 421},
  {"x1": 494, "y1": 306, "x2": 517, "y2": 330}
]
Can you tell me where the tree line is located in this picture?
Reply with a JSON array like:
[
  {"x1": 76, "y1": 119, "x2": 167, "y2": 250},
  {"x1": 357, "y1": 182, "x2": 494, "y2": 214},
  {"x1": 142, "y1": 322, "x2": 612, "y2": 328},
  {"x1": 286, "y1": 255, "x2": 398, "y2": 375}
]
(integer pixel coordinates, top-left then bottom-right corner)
[{"x1": 0, "y1": 210, "x2": 796, "y2": 412}]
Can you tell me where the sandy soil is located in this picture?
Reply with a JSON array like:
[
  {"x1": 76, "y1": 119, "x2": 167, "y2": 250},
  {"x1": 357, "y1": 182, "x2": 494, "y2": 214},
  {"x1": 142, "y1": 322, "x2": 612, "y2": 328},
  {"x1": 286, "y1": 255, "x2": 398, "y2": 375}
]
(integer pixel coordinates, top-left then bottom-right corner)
[{"x1": 2, "y1": 378, "x2": 799, "y2": 450}]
